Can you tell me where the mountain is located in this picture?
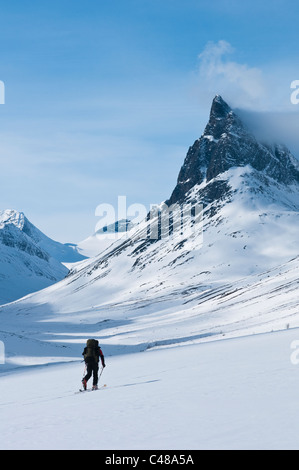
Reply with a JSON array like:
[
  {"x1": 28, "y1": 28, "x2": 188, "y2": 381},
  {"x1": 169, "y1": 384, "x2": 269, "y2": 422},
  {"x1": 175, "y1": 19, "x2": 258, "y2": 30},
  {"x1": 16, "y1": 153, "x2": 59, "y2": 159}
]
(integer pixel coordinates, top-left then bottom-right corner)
[
  {"x1": 0, "y1": 210, "x2": 87, "y2": 264},
  {"x1": 69, "y1": 219, "x2": 134, "y2": 258},
  {"x1": 168, "y1": 94, "x2": 299, "y2": 206},
  {"x1": 0, "y1": 210, "x2": 86, "y2": 304},
  {"x1": 0, "y1": 96, "x2": 298, "y2": 369}
]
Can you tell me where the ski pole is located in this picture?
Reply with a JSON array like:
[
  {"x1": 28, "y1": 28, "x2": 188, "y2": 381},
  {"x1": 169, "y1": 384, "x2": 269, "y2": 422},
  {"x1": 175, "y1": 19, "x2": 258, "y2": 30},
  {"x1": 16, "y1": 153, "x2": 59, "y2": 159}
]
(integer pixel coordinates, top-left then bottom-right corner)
[{"x1": 99, "y1": 366, "x2": 104, "y2": 383}]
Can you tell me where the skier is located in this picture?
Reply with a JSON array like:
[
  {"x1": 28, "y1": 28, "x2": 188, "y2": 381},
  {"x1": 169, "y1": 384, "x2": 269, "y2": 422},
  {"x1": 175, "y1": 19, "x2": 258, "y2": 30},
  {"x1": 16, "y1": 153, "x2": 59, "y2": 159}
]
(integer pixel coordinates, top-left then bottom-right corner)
[{"x1": 82, "y1": 339, "x2": 106, "y2": 390}]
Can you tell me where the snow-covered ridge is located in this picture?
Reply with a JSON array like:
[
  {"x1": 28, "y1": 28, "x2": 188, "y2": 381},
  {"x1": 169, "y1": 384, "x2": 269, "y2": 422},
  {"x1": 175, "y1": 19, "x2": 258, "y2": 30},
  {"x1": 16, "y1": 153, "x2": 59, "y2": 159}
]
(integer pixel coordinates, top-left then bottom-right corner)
[
  {"x1": 0, "y1": 209, "x2": 26, "y2": 230},
  {"x1": 0, "y1": 209, "x2": 87, "y2": 264},
  {"x1": 0, "y1": 209, "x2": 88, "y2": 304}
]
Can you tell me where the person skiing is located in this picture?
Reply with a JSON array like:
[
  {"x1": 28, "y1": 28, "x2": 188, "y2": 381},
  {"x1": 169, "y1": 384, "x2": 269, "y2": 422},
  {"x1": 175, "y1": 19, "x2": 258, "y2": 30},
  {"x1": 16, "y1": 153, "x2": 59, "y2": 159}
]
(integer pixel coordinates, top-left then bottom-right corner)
[{"x1": 82, "y1": 339, "x2": 106, "y2": 390}]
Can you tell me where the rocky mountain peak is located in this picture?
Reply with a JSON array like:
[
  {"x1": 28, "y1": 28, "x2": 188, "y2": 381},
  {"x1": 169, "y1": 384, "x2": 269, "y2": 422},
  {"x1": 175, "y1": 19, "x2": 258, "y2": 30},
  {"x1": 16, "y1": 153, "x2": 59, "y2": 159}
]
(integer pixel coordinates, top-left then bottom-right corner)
[
  {"x1": 208, "y1": 94, "x2": 232, "y2": 121},
  {"x1": 167, "y1": 95, "x2": 299, "y2": 206},
  {"x1": 203, "y1": 95, "x2": 242, "y2": 141}
]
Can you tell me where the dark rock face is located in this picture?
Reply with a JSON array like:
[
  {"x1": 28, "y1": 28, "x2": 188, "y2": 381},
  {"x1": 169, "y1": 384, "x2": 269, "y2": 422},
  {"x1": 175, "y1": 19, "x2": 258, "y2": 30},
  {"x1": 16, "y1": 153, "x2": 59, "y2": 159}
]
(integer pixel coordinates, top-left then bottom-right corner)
[{"x1": 167, "y1": 95, "x2": 299, "y2": 206}]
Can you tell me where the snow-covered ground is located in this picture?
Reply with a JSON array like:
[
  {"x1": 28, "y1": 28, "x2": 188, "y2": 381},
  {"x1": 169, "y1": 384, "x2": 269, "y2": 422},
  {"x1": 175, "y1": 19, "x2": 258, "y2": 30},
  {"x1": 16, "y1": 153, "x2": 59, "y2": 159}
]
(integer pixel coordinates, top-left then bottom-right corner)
[
  {"x1": 1, "y1": 328, "x2": 299, "y2": 450},
  {"x1": 73, "y1": 229, "x2": 129, "y2": 259}
]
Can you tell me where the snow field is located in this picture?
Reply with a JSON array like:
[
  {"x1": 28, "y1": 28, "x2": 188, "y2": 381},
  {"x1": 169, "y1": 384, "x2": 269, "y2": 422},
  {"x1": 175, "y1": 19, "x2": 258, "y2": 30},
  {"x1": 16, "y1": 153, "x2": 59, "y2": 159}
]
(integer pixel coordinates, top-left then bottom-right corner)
[{"x1": 1, "y1": 328, "x2": 299, "y2": 450}]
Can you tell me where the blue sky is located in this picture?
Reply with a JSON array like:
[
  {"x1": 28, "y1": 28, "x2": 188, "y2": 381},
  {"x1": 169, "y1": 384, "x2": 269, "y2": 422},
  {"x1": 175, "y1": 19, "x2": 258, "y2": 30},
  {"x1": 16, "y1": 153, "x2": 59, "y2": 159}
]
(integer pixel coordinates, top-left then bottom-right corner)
[{"x1": 0, "y1": 0, "x2": 299, "y2": 242}]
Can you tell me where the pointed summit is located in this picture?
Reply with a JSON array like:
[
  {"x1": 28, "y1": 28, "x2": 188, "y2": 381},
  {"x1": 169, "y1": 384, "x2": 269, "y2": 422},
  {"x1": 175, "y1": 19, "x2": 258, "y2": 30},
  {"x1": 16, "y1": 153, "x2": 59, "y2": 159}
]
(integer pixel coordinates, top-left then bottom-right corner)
[
  {"x1": 210, "y1": 94, "x2": 232, "y2": 119},
  {"x1": 203, "y1": 95, "x2": 241, "y2": 141},
  {"x1": 167, "y1": 95, "x2": 299, "y2": 205}
]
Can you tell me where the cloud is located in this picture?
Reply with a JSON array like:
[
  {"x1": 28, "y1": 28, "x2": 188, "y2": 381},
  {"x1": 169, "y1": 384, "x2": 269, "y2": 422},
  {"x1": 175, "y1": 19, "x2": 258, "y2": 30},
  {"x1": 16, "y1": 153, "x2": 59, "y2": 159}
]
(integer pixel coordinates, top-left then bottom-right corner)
[
  {"x1": 197, "y1": 40, "x2": 267, "y2": 110},
  {"x1": 195, "y1": 40, "x2": 299, "y2": 159},
  {"x1": 237, "y1": 108, "x2": 299, "y2": 159}
]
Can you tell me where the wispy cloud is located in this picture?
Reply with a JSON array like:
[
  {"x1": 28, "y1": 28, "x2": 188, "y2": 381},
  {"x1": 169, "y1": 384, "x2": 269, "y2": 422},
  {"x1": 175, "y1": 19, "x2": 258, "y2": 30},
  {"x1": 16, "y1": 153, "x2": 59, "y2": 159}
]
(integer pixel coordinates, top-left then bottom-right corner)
[
  {"x1": 195, "y1": 40, "x2": 299, "y2": 159},
  {"x1": 197, "y1": 40, "x2": 266, "y2": 110}
]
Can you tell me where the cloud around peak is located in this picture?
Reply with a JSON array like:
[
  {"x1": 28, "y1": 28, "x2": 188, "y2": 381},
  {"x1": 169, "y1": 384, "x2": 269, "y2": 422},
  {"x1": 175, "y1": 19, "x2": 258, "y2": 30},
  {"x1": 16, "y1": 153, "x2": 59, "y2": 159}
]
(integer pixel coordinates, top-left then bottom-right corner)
[{"x1": 197, "y1": 40, "x2": 266, "y2": 110}]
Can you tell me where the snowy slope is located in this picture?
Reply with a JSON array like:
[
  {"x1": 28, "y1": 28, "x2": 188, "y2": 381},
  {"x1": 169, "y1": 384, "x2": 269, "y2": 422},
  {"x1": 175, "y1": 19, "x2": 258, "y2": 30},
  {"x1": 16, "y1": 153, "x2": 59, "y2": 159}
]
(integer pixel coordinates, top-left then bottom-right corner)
[
  {"x1": 1, "y1": 328, "x2": 299, "y2": 450},
  {"x1": 0, "y1": 244, "x2": 298, "y2": 373},
  {"x1": 67, "y1": 233, "x2": 115, "y2": 259},
  {"x1": 72, "y1": 220, "x2": 133, "y2": 259}
]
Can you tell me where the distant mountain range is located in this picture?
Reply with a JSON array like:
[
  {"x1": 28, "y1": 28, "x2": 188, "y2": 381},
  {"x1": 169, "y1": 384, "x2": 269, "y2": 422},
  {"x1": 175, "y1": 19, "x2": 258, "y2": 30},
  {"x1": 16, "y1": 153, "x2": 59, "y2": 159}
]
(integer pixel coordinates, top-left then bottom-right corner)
[
  {"x1": 0, "y1": 210, "x2": 133, "y2": 304},
  {"x1": 0, "y1": 210, "x2": 87, "y2": 304}
]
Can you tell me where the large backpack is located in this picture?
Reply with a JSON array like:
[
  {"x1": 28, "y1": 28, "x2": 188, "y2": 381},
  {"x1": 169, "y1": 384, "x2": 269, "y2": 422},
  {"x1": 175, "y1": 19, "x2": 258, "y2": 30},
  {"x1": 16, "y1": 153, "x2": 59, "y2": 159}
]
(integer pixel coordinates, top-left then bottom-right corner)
[{"x1": 84, "y1": 339, "x2": 99, "y2": 361}]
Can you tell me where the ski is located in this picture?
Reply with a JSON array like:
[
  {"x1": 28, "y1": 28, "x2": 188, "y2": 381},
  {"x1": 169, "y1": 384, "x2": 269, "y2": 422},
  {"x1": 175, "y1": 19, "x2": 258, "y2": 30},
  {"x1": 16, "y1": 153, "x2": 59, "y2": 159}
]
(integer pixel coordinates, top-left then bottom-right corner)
[{"x1": 76, "y1": 384, "x2": 107, "y2": 394}]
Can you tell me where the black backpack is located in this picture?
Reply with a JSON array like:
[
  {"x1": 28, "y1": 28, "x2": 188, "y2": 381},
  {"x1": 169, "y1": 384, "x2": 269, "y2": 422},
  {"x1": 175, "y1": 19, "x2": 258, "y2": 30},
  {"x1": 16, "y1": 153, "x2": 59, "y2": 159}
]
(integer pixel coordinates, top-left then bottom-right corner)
[{"x1": 84, "y1": 339, "x2": 99, "y2": 361}]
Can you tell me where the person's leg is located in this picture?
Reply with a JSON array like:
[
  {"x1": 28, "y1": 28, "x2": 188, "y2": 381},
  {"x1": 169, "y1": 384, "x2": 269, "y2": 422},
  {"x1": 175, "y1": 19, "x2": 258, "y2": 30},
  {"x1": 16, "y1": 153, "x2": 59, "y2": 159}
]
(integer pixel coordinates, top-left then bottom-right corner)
[
  {"x1": 84, "y1": 360, "x2": 93, "y2": 384},
  {"x1": 92, "y1": 362, "x2": 99, "y2": 386}
]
